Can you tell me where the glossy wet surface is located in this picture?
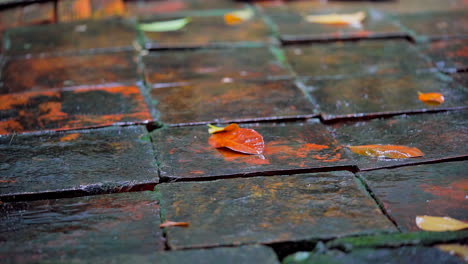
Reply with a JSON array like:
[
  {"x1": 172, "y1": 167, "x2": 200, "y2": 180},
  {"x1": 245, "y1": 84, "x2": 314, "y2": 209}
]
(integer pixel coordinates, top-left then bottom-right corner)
[{"x1": 0, "y1": 0, "x2": 467, "y2": 263}]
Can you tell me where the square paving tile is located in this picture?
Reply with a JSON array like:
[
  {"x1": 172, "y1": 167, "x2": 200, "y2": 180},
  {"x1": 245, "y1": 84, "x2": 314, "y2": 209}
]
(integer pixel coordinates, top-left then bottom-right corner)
[
  {"x1": 303, "y1": 72, "x2": 468, "y2": 120},
  {"x1": 260, "y1": 3, "x2": 404, "y2": 42},
  {"x1": 153, "y1": 245, "x2": 279, "y2": 264},
  {"x1": 331, "y1": 111, "x2": 468, "y2": 171},
  {"x1": 396, "y1": 10, "x2": 468, "y2": 41},
  {"x1": 3, "y1": 18, "x2": 137, "y2": 56},
  {"x1": 418, "y1": 39, "x2": 468, "y2": 73},
  {"x1": 150, "y1": 79, "x2": 315, "y2": 125},
  {"x1": 0, "y1": 85, "x2": 152, "y2": 135},
  {"x1": 152, "y1": 121, "x2": 352, "y2": 181},
  {"x1": 0, "y1": 191, "x2": 163, "y2": 263},
  {"x1": 58, "y1": 0, "x2": 127, "y2": 22},
  {"x1": 157, "y1": 171, "x2": 396, "y2": 249},
  {"x1": 285, "y1": 40, "x2": 431, "y2": 79},
  {"x1": 125, "y1": 0, "x2": 246, "y2": 17},
  {"x1": 0, "y1": 51, "x2": 139, "y2": 94},
  {"x1": 358, "y1": 161, "x2": 468, "y2": 232},
  {"x1": 140, "y1": 13, "x2": 272, "y2": 49},
  {"x1": 452, "y1": 73, "x2": 468, "y2": 88},
  {"x1": 0, "y1": 126, "x2": 158, "y2": 200},
  {"x1": 143, "y1": 47, "x2": 291, "y2": 86},
  {"x1": 372, "y1": 0, "x2": 467, "y2": 15}
]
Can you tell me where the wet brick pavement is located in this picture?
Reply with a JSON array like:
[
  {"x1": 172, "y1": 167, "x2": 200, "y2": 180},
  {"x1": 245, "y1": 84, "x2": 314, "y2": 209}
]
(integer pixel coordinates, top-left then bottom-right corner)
[{"x1": 0, "y1": 0, "x2": 467, "y2": 263}]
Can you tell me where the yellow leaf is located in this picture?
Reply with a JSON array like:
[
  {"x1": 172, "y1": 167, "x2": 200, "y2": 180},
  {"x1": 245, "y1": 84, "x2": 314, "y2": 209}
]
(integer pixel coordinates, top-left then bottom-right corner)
[
  {"x1": 437, "y1": 244, "x2": 468, "y2": 261},
  {"x1": 347, "y1": 144, "x2": 424, "y2": 159},
  {"x1": 415, "y1": 215, "x2": 468, "y2": 232},
  {"x1": 224, "y1": 8, "x2": 254, "y2": 25},
  {"x1": 305, "y1": 11, "x2": 366, "y2": 25},
  {"x1": 207, "y1": 123, "x2": 239, "y2": 134},
  {"x1": 418, "y1": 91, "x2": 445, "y2": 106}
]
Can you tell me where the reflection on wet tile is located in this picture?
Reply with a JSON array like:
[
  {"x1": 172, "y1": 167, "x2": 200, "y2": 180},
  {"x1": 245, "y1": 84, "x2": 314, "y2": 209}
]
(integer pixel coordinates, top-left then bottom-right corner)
[
  {"x1": 157, "y1": 171, "x2": 396, "y2": 249},
  {"x1": 0, "y1": 126, "x2": 159, "y2": 199},
  {"x1": 0, "y1": 86, "x2": 152, "y2": 135},
  {"x1": 331, "y1": 111, "x2": 468, "y2": 170},
  {"x1": 397, "y1": 11, "x2": 468, "y2": 41},
  {"x1": 4, "y1": 19, "x2": 137, "y2": 56},
  {"x1": 151, "y1": 121, "x2": 352, "y2": 181},
  {"x1": 150, "y1": 79, "x2": 315, "y2": 125},
  {"x1": 1, "y1": 51, "x2": 139, "y2": 93},
  {"x1": 418, "y1": 39, "x2": 468, "y2": 72},
  {"x1": 359, "y1": 161, "x2": 468, "y2": 232},
  {"x1": 0, "y1": 192, "x2": 163, "y2": 263},
  {"x1": 143, "y1": 47, "x2": 291, "y2": 86},
  {"x1": 140, "y1": 14, "x2": 272, "y2": 49},
  {"x1": 303, "y1": 72, "x2": 467, "y2": 120},
  {"x1": 285, "y1": 40, "x2": 431, "y2": 78}
]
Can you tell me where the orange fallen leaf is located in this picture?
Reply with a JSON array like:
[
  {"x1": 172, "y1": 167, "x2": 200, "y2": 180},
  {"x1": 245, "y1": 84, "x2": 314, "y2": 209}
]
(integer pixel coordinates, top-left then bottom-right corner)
[
  {"x1": 224, "y1": 8, "x2": 254, "y2": 25},
  {"x1": 418, "y1": 92, "x2": 445, "y2": 106},
  {"x1": 437, "y1": 244, "x2": 468, "y2": 261},
  {"x1": 347, "y1": 144, "x2": 424, "y2": 159},
  {"x1": 208, "y1": 123, "x2": 264, "y2": 155},
  {"x1": 159, "y1": 221, "x2": 190, "y2": 228},
  {"x1": 305, "y1": 11, "x2": 366, "y2": 25},
  {"x1": 416, "y1": 216, "x2": 468, "y2": 232}
]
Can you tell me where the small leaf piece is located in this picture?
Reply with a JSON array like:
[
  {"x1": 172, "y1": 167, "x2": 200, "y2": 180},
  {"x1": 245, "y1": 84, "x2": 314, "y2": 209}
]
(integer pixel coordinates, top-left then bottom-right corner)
[
  {"x1": 208, "y1": 123, "x2": 264, "y2": 155},
  {"x1": 139, "y1": 17, "x2": 191, "y2": 32},
  {"x1": 418, "y1": 92, "x2": 445, "y2": 106},
  {"x1": 416, "y1": 216, "x2": 468, "y2": 232},
  {"x1": 159, "y1": 221, "x2": 190, "y2": 228},
  {"x1": 347, "y1": 144, "x2": 424, "y2": 159},
  {"x1": 207, "y1": 123, "x2": 239, "y2": 134},
  {"x1": 305, "y1": 11, "x2": 366, "y2": 25},
  {"x1": 437, "y1": 244, "x2": 468, "y2": 260},
  {"x1": 224, "y1": 8, "x2": 254, "y2": 25}
]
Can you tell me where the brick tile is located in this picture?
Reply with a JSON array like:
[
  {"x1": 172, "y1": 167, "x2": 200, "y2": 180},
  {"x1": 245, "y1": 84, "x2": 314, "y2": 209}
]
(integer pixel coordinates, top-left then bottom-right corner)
[
  {"x1": 143, "y1": 47, "x2": 291, "y2": 86},
  {"x1": 331, "y1": 111, "x2": 468, "y2": 170},
  {"x1": 285, "y1": 40, "x2": 431, "y2": 78},
  {"x1": 1, "y1": 51, "x2": 139, "y2": 94},
  {"x1": 260, "y1": 3, "x2": 404, "y2": 42},
  {"x1": 153, "y1": 245, "x2": 279, "y2": 264},
  {"x1": 157, "y1": 172, "x2": 396, "y2": 249},
  {"x1": 140, "y1": 13, "x2": 272, "y2": 49},
  {"x1": 0, "y1": 192, "x2": 163, "y2": 263},
  {"x1": 58, "y1": 0, "x2": 92, "y2": 22},
  {"x1": 4, "y1": 19, "x2": 137, "y2": 56},
  {"x1": 452, "y1": 73, "x2": 468, "y2": 88},
  {"x1": 150, "y1": 80, "x2": 315, "y2": 125},
  {"x1": 418, "y1": 39, "x2": 468, "y2": 73},
  {"x1": 0, "y1": 6, "x2": 22, "y2": 31},
  {"x1": 0, "y1": 126, "x2": 158, "y2": 200},
  {"x1": 359, "y1": 161, "x2": 468, "y2": 231},
  {"x1": 397, "y1": 11, "x2": 468, "y2": 41},
  {"x1": 372, "y1": 0, "x2": 467, "y2": 15},
  {"x1": 303, "y1": 72, "x2": 467, "y2": 120},
  {"x1": 151, "y1": 121, "x2": 352, "y2": 181},
  {"x1": 21, "y1": 2, "x2": 55, "y2": 25},
  {"x1": 0, "y1": 86, "x2": 152, "y2": 135},
  {"x1": 125, "y1": 0, "x2": 246, "y2": 17}
]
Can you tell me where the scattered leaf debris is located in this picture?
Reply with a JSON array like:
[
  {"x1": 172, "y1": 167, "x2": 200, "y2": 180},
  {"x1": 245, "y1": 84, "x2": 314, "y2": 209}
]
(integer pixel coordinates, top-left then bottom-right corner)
[
  {"x1": 160, "y1": 221, "x2": 190, "y2": 228},
  {"x1": 224, "y1": 8, "x2": 254, "y2": 25},
  {"x1": 418, "y1": 92, "x2": 445, "y2": 106},
  {"x1": 139, "y1": 17, "x2": 191, "y2": 32},
  {"x1": 416, "y1": 215, "x2": 468, "y2": 232},
  {"x1": 208, "y1": 123, "x2": 265, "y2": 155},
  {"x1": 305, "y1": 11, "x2": 366, "y2": 26},
  {"x1": 347, "y1": 144, "x2": 424, "y2": 159}
]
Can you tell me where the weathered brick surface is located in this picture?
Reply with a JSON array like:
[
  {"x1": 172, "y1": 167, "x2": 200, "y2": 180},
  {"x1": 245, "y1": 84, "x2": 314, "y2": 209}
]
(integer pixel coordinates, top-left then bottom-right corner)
[
  {"x1": 151, "y1": 121, "x2": 351, "y2": 181},
  {"x1": 418, "y1": 39, "x2": 468, "y2": 72},
  {"x1": 0, "y1": 126, "x2": 158, "y2": 200},
  {"x1": 1, "y1": 51, "x2": 139, "y2": 93},
  {"x1": 143, "y1": 47, "x2": 291, "y2": 86},
  {"x1": 150, "y1": 80, "x2": 316, "y2": 125},
  {"x1": 331, "y1": 111, "x2": 468, "y2": 170},
  {"x1": 359, "y1": 161, "x2": 468, "y2": 231},
  {"x1": 0, "y1": 191, "x2": 163, "y2": 264},
  {"x1": 303, "y1": 72, "x2": 467, "y2": 120},
  {"x1": 0, "y1": 86, "x2": 152, "y2": 135},
  {"x1": 157, "y1": 172, "x2": 396, "y2": 249}
]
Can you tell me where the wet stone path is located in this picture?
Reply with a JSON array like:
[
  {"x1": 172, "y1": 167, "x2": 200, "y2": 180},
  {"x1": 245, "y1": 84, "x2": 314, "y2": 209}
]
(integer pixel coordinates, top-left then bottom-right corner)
[{"x1": 0, "y1": 0, "x2": 467, "y2": 263}]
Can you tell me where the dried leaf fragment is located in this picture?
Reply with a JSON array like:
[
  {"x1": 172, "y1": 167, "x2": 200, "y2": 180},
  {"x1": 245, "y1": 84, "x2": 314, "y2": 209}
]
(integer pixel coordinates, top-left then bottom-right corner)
[
  {"x1": 139, "y1": 17, "x2": 191, "y2": 32},
  {"x1": 418, "y1": 92, "x2": 445, "y2": 106},
  {"x1": 224, "y1": 8, "x2": 254, "y2": 25},
  {"x1": 159, "y1": 221, "x2": 190, "y2": 228},
  {"x1": 305, "y1": 11, "x2": 366, "y2": 26},
  {"x1": 437, "y1": 244, "x2": 468, "y2": 261},
  {"x1": 208, "y1": 123, "x2": 264, "y2": 155},
  {"x1": 416, "y1": 216, "x2": 468, "y2": 232},
  {"x1": 347, "y1": 144, "x2": 424, "y2": 159}
]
